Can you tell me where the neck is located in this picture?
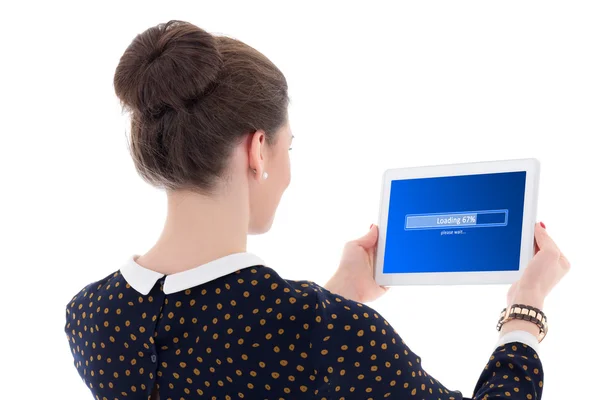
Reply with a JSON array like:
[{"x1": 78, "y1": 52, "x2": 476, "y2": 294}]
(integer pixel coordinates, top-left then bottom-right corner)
[{"x1": 136, "y1": 188, "x2": 249, "y2": 275}]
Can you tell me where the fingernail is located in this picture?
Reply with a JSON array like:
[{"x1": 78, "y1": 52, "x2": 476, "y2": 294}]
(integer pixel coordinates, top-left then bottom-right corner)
[
  {"x1": 370, "y1": 224, "x2": 374, "y2": 229},
  {"x1": 540, "y1": 221, "x2": 546, "y2": 229}
]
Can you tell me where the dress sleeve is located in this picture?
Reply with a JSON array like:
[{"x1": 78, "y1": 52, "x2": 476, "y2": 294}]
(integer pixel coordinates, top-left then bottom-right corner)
[
  {"x1": 472, "y1": 342, "x2": 544, "y2": 399},
  {"x1": 308, "y1": 284, "x2": 544, "y2": 400}
]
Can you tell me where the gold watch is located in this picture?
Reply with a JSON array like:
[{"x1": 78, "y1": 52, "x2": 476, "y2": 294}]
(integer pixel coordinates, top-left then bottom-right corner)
[{"x1": 496, "y1": 304, "x2": 548, "y2": 343}]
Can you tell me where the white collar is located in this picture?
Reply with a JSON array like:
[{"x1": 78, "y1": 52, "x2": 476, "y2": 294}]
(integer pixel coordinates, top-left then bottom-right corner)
[{"x1": 120, "y1": 252, "x2": 266, "y2": 295}]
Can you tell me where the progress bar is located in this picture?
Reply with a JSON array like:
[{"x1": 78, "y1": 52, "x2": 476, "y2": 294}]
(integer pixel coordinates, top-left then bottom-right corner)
[{"x1": 405, "y1": 209, "x2": 508, "y2": 230}]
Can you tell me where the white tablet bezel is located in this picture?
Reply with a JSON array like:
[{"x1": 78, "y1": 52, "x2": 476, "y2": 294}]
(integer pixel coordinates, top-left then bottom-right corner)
[{"x1": 374, "y1": 158, "x2": 540, "y2": 286}]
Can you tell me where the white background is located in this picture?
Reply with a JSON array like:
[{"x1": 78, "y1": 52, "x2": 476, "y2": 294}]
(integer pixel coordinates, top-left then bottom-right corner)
[{"x1": 1, "y1": 1, "x2": 598, "y2": 398}]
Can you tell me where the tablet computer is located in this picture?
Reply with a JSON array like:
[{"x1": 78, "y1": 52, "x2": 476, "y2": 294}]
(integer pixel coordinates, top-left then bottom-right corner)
[{"x1": 374, "y1": 158, "x2": 540, "y2": 286}]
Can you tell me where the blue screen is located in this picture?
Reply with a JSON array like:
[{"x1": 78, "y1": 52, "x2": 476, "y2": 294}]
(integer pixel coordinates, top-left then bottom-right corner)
[{"x1": 383, "y1": 171, "x2": 526, "y2": 274}]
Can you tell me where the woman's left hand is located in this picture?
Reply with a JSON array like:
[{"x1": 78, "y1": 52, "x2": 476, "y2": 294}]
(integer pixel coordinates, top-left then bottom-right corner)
[{"x1": 324, "y1": 225, "x2": 389, "y2": 303}]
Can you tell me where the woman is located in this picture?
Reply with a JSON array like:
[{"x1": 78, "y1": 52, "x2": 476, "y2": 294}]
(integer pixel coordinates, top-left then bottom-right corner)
[{"x1": 65, "y1": 20, "x2": 569, "y2": 399}]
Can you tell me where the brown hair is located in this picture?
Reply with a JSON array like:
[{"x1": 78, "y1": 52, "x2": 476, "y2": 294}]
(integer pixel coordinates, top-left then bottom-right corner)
[{"x1": 114, "y1": 20, "x2": 289, "y2": 193}]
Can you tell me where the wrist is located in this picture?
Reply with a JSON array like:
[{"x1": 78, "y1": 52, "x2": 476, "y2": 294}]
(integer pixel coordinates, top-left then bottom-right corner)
[
  {"x1": 510, "y1": 288, "x2": 545, "y2": 310},
  {"x1": 500, "y1": 319, "x2": 541, "y2": 338},
  {"x1": 499, "y1": 297, "x2": 548, "y2": 342}
]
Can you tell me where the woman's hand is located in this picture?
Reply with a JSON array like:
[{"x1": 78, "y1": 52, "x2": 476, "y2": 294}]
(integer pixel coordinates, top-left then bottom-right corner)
[
  {"x1": 324, "y1": 225, "x2": 389, "y2": 303},
  {"x1": 502, "y1": 222, "x2": 571, "y2": 335},
  {"x1": 507, "y1": 222, "x2": 571, "y2": 309}
]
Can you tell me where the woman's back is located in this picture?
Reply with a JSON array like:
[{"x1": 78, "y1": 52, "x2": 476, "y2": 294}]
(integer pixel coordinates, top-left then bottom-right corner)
[{"x1": 66, "y1": 254, "x2": 544, "y2": 399}]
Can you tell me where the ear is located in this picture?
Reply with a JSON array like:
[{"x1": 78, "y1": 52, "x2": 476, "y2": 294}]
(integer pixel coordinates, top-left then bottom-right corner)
[{"x1": 248, "y1": 130, "x2": 266, "y2": 180}]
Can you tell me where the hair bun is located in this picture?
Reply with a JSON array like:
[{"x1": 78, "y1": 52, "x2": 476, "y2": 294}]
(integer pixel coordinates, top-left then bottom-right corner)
[{"x1": 114, "y1": 20, "x2": 222, "y2": 115}]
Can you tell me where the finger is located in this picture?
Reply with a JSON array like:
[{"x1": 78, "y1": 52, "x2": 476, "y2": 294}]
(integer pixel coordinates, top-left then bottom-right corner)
[
  {"x1": 534, "y1": 226, "x2": 540, "y2": 254},
  {"x1": 356, "y1": 224, "x2": 379, "y2": 249},
  {"x1": 536, "y1": 223, "x2": 570, "y2": 270},
  {"x1": 366, "y1": 246, "x2": 376, "y2": 270},
  {"x1": 534, "y1": 223, "x2": 560, "y2": 255}
]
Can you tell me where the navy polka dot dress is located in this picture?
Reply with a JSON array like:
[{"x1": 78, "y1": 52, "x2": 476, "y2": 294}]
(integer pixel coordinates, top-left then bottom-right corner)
[{"x1": 65, "y1": 255, "x2": 544, "y2": 399}]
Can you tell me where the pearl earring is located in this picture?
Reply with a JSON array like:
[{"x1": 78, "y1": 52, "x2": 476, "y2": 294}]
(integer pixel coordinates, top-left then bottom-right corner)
[{"x1": 252, "y1": 168, "x2": 268, "y2": 180}]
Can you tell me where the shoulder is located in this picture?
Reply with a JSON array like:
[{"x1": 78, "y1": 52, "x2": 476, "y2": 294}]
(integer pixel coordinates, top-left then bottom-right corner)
[
  {"x1": 309, "y1": 280, "x2": 395, "y2": 333},
  {"x1": 270, "y1": 272, "x2": 398, "y2": 342},
  {"x1": 64, "y1": 270, "x2": 132, "y2": 321},
  {"x1": 248, "y1": 266, "x2": 322, "y2": 316},
  {"x1": 66, "y1": 271, "x2": 116, "y2": 303},
  {"x1": 248, "y1": 267, "x2": 366, "y2": 330}
]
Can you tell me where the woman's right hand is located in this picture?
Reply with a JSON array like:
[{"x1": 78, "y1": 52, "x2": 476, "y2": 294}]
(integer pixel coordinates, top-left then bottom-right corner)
[{"x1": 506, "y1": 222, "x2": 571, "y2": 312}]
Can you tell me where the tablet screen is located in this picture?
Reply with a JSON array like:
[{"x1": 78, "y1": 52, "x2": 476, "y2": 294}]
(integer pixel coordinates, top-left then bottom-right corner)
[{"x1": 383, "y1": 171, "x2": 527, "y2": 274}]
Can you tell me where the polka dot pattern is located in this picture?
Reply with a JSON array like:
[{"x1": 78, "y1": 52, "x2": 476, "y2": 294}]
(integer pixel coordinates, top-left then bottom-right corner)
[
  {"x1": 472, "y1": 342, "x2": 544, "y2": 399},
  {"x1": 65, "y1": 266, "x2": 544, "y2": 399}
]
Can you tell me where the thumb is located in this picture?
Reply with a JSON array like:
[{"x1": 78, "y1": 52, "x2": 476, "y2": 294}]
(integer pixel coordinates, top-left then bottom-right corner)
[
  {"x1": 534, "y1": 222, "x2": 559, "y2": 255},
  {"x1": 356, "y1": 224, "x2": 378, "y2": 249}
]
